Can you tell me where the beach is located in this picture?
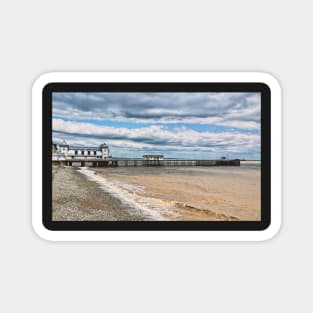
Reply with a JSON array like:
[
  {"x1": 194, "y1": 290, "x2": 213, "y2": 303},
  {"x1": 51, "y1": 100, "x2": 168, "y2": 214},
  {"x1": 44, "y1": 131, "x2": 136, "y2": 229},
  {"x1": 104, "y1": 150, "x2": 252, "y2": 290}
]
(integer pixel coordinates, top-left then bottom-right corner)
[
  {"x1": 52, "y1": 161, "x2": 261, "y2": 221},
  {"x1": 52, "y1": 165, "x2": 150, "y2": 221}
]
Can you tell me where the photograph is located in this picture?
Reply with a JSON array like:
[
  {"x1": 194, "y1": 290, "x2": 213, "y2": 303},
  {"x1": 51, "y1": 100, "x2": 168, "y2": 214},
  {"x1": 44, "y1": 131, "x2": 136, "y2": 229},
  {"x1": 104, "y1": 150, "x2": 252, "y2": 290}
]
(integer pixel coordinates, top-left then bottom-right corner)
[{"x1": 52, "y1": 91, "x2": 261, "y2": 222}]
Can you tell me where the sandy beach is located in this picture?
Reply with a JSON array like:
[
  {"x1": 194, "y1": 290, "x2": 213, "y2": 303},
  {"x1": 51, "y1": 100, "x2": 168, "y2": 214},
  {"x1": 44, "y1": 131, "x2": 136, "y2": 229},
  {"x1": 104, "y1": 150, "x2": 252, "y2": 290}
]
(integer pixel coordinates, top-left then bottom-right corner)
[{"x1": 52, "y1": 162, "x2": 261, "y2": 221}]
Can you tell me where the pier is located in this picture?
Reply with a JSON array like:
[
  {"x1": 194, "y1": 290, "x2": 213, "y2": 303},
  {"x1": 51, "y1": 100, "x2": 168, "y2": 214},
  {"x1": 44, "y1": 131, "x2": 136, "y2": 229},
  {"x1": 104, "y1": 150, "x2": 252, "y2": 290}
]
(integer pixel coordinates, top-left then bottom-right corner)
[
  {"x1": 52, "y1": 142, "x2": 240, "y2": 167},
  {"x1": 52, "y1": 158, "x2": 240, "y2": 167}
]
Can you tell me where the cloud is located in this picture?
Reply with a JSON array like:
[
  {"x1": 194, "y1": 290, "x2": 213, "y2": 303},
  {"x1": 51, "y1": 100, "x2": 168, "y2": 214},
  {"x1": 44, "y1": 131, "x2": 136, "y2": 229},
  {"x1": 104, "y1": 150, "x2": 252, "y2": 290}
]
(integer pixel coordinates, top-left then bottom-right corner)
[
  {"x1": 52, "y1": 119, "x2": 260, "y2": 158},
  {"x1": 52, "y1": 92, "x2": 261, "y2": 159},
  {"x1": 53, "y1": 92, "x2": 261, "y2": 129}
]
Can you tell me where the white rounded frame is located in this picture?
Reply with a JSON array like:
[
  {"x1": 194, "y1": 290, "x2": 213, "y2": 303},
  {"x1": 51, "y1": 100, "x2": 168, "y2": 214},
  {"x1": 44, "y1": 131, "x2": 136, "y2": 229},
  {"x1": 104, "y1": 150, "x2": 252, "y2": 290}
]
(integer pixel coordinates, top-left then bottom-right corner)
[{"x1": 32, "y1": 72, "x2": 281, "y2": 241}]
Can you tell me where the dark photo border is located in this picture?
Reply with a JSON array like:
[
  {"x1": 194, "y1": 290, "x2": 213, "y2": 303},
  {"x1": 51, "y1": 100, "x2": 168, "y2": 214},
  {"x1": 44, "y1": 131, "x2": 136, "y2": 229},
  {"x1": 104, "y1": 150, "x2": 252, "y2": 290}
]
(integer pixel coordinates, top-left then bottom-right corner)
[{"x1": 43, "y1": 82, "x2": 271, "y2": 231}]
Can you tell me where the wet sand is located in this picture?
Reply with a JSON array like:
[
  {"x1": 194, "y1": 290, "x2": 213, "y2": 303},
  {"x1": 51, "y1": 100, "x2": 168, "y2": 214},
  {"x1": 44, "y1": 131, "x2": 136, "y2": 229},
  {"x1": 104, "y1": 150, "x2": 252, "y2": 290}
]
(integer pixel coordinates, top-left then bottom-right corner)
[
  {"x1": 91, "y1": 163, "x2": 261, "y2": 221},
  {"x1": 52, "y1": 162, "x2": 261, "y2": 221}
]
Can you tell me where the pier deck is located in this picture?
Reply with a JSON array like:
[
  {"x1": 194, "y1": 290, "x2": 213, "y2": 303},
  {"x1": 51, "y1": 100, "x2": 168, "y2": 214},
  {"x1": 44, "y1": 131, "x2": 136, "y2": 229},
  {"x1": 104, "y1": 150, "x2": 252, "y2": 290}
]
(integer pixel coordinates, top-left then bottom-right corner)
[{"x1": 52, "y1": 158, "x2": 240, "y2": 167}]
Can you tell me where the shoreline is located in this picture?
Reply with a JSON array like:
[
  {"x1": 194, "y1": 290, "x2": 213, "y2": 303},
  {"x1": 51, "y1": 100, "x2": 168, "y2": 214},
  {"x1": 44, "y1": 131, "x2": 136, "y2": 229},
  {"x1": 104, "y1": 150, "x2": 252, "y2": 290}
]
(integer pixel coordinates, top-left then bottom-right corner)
[{"x1": 52, "y1": 164, "x2": 261, "y2": 221}]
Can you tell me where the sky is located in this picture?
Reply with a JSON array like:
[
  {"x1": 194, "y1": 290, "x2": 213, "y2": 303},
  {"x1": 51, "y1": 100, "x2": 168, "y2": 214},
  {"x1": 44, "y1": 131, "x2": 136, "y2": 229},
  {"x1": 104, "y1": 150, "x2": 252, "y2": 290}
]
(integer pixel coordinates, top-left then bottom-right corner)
[{"x1": 52, "y1": 92, "x2": 261, "y2": 160}]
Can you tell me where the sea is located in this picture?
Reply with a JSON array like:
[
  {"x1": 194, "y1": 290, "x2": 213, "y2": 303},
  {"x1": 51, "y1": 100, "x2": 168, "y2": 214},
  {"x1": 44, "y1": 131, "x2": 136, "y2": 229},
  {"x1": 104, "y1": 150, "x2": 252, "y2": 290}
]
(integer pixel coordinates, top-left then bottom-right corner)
[{"x1": 78, "y1": 161, "x2": 261, "y2": 221}]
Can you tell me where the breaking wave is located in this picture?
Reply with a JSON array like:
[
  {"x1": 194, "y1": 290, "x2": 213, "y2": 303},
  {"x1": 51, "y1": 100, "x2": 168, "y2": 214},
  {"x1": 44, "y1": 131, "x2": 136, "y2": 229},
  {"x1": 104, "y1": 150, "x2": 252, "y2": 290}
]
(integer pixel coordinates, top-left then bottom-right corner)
[{"x1": 78, "y1": 167, "x2": 179, "y2": 220}]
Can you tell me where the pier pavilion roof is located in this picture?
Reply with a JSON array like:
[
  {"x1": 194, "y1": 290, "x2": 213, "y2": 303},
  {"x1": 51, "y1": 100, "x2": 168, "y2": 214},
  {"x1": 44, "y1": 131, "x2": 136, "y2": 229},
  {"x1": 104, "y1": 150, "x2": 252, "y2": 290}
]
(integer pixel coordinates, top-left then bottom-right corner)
[
  {"x1": 60, "y1": 140, "x2": 69, "y2": 147},
  {"x1": 69, "y1": 146, "x2": 100, "y2": 150}
]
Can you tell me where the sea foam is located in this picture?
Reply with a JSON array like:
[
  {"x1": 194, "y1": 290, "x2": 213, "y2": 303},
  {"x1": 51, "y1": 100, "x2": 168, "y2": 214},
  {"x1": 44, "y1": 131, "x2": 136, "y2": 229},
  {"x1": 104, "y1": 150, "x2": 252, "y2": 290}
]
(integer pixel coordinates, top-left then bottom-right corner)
[{"x1": 78, "y1": 167, "x2": 178, "y2": 220}]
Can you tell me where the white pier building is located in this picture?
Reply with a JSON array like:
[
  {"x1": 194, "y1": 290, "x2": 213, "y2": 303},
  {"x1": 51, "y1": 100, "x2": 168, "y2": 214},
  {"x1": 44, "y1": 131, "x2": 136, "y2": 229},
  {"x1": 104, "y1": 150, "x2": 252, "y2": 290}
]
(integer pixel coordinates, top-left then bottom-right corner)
[{"x1": 52, "y1": 140, "x2": 111, "y2": 160}]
